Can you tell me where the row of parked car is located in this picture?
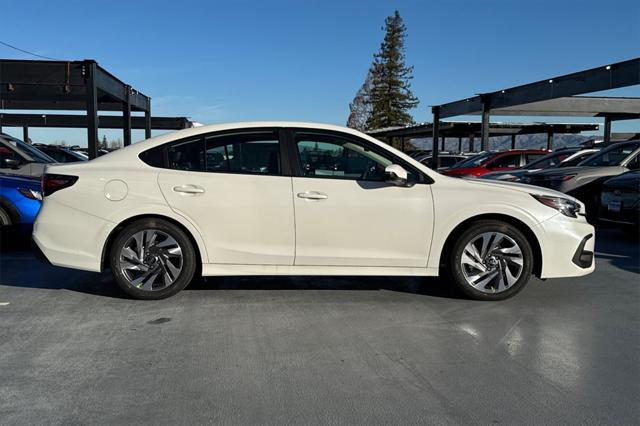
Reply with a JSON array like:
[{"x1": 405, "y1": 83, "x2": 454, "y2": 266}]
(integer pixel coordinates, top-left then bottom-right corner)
[
  {"x1": 1, "y1": 131, "x2": 639, "y2": 231},
  {"x1": 408, "y1": 141, "x2": 640, "y2": 228}
]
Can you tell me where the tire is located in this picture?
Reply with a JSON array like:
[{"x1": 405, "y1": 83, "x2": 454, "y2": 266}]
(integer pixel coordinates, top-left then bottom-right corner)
[
  {"x1": 109, "y1": 218, "x2": 197, "y2": 300},
  {"x1": 0, "y1": 206, "x2": 12, "y2": 226},
  {"x1": 447, "y1": 220, "x2": 534, "y2": 301}
]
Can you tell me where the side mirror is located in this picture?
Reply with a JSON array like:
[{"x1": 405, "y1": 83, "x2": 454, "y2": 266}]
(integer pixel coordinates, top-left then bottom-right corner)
[
  {"x1": 385, "y1": 164, "x2": 413, "y2": 187},
  {"x1": 2, "y1": 158, "x2": 22, "y2": 169}
]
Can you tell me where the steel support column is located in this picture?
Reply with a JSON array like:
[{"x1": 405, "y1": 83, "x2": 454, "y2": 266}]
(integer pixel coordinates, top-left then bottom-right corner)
[
  {"x1": 458, "y1": 137, "x2": 462, "y2": 152},
  {"x1": 432, "y1": 107, "x2": 440, "y2": 169},
  {"x1": 480, "y1": 98, "x2": 490, "y2": 151},
  {"x1": 123, "y1": 85, "x2": 132, "y2": 146},
  {"x1": 441, "y1": 136, "x2": 445, "y2": 151},
  {"x1": 546, "y1": 132, "x2": 554, "y2": 150},
  {"x1": 400, "y1": 137, "x2": 405, "y2": 152},
  {"x1": 85, "y1": 60, "x2": 99, "y2": 159},
  {"x1": 23, "y1": 126, "x2": 29, "y2": 143},
  {"x1": 511, "y1": 134, "x2": 516, "y2": 149},
  {"x1": 144, "y1": 100, "x2": 152, "y2": 140},
  {"x1": 604, "y1": 116, "x2": 612, "y2": 144},
  {"x1": 469, "y1": 134, "x2": 475, "y2": 152}
]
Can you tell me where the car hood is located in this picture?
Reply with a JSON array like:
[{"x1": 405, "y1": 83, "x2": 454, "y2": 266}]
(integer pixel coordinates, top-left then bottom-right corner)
[{"x1": 460, "y1": 176, "x2": 574, "y2": 199}]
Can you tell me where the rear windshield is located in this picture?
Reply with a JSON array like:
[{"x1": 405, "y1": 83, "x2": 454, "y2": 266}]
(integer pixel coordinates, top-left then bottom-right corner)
[{"x1": 1, "y1": 134, "x2": 56, "y2": 163}]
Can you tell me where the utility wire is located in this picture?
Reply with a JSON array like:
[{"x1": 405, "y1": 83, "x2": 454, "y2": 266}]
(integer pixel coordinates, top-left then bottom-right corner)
[{"x1": 0, "y1": 40, "x2": 61, "y2": 60}]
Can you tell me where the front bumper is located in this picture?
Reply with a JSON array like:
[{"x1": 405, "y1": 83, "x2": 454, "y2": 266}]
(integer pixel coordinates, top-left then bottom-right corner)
[{"x1": 538, "y1": 214, "x2": 595, "y2": 279}]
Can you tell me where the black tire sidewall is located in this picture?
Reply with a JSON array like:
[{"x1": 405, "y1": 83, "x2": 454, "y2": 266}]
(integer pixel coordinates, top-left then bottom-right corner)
[
  {"x1": 449, "y1": 220, "x2": 534, "y2": 301},
  {"x1": 109, "y1": 219, "x2": 197, "y2": 300}
]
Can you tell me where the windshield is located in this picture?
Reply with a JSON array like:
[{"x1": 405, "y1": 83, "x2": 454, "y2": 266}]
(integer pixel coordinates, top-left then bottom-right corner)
[
  {"x1": 1, "y1": 134, "x2": 56, "y2": 163},
  {"x1": 559, "y1": 151, "x2": 597, "y2": 167},
  {"x1": 450, "y1": 152, "x2": 493, "y2": 168},
  {"x1": 579, "y1": 143, "x2": 639, "y2": 167}
]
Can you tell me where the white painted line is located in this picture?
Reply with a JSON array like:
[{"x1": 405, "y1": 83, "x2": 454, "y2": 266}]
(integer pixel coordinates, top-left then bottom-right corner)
[{"x1": 0, "y1": 302, "x2": 10, "y2": 306}]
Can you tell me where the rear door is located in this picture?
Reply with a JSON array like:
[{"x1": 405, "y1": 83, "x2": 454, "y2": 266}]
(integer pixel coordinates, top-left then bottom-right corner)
[{"x1": 155, "y1": 129, "x2": 295, "y2": 265}]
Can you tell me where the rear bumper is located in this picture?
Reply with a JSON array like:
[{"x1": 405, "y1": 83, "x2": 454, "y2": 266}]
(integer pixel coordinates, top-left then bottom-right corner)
[
  {"x1": 31, "y1": 237, "x2": 51, "y2": 265},
  {"x1": 538, "y1": 214, "x2": 595, "y2": 279},
  {"x1": 32, "y1": 198, "x2": 115, "y2": 272}
]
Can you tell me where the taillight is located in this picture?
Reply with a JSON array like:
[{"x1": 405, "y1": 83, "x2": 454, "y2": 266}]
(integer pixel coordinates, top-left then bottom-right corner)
[
  {"x1": 42, "y1": 174, "x2": 78, "y2": 197},
  {"x1": 18, "y1": 187, "x2": 43, "y2": 200}
]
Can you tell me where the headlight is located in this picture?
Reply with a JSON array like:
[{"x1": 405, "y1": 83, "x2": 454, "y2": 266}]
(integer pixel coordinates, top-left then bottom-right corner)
[
  {"x1": 531, "y1": 194, "x2": 580, "y2": 218},
  {"x1": 547, "y1": 174, "x2": 575, "y2": 182}
]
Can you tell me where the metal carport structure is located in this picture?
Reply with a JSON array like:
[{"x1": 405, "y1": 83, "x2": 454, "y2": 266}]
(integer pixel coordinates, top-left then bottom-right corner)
[
  {"x1": 429, "y1": 58, "x2": 640, "y2": 167},
  {"x1": 368, "y1": 122, "x2": 599, "y2": 152},
  {"x1": 0, "y1": 59, "x2": 160, "y2": 158}
]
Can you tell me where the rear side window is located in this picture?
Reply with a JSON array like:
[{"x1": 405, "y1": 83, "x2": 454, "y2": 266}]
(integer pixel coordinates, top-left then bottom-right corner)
[
  {"x1": 168, "y1": 138, "x2": 204, "y2": 171},
  {"x1": 488, "y1": 153, "x2": 521, "y2": 169},
  {"x1": 205, "y1": 132, "x2": 280, "y2": 175},
  {"x1": 139, "y1": 146, "x2": 165, "y2": 168}
]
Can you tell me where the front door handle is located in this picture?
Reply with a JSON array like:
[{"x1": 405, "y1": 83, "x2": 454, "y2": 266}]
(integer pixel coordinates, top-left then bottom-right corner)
[
  {"x1": 173, "y1": 185, "x2": 205, "y2": 194},
  {"x1": 297, "y1": 191, "x2": 328, "y2": 200}
]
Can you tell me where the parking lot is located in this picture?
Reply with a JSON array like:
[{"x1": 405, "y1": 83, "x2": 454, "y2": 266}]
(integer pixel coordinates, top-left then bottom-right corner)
[{"x1": 0, "y1": 226, "x2": 637, "y2": 424}]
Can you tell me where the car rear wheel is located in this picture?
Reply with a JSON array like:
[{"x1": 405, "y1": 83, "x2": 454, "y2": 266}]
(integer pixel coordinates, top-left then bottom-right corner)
[
  {"x1": 0, "y1": 206, "x2": 12, "y2": 226},
  {"x1": 109, "y1": 218, "x2": 197, "y2": 300},
  {"x1": 448, "y1": 220, "x2": 534, "y2": 301}
]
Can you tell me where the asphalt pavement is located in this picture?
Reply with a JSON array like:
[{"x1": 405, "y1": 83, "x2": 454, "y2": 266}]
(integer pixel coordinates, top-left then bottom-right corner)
[{"x1": 0, "y1": 226, "x2": 638, "y2": 425}]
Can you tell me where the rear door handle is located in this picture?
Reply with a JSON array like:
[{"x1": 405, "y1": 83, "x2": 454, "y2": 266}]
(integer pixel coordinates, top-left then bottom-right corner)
[
  {"x1": 173, "y1": 185, "x2": 205, "y2": 194},
  {"x1": 297, "y1": 191, "x2": 328, "y2": 200}
]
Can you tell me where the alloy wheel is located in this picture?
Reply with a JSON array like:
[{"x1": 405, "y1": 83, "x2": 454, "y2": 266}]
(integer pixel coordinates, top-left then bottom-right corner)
[
  {"x1": 460, "y1": 232, "x2": 524, "y2": 294},
  {"x1": 118, "y1": 229, "x2": 183, "y2": 291}
]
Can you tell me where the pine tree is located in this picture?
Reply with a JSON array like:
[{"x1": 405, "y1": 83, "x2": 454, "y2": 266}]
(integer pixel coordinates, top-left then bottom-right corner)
[
  {"x1": 346, "y1": 68, "x2": 373, "y2": 131},
  {"x1": 365, "y1": 10, "x2": 419, "y2": 130}
]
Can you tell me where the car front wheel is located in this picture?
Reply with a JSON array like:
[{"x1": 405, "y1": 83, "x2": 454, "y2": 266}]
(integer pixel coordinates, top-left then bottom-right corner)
[
  {"x1": 448, "y1": 220, "x2": 534, "y2": 301},
  {"x1": 109, "y1": 218, "x2": 197, "y2": 300}
]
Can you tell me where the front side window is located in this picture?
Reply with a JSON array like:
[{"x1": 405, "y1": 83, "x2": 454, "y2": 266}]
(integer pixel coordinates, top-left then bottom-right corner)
[{"x1": 295, "y1": 133, "x2": 394, "y2": 181}]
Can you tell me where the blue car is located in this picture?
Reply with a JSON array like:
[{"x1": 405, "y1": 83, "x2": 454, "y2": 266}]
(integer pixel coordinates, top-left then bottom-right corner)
[{"x1": 0, "y1": 173, "x2": 42, "y2": 226}]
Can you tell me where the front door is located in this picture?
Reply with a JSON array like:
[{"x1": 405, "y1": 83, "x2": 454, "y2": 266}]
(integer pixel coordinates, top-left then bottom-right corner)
[
  {"x1": 157, "y1": 129, "x2": 295, "y2": 265},
  {"x1": 289, "y1": 130, "x2": 434, "y2": 267}
]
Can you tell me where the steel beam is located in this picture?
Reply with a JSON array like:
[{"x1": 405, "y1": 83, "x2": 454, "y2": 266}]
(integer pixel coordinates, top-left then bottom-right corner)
[
  {"x1": 0, "y1": 113, "x2": 191, "y2": 130},
  {"x1": 437, "y1": 58, "x2": 640, "y2": 118},
  {"x1": 85, "y1": 61, "x2": 99, "y2": 159}
]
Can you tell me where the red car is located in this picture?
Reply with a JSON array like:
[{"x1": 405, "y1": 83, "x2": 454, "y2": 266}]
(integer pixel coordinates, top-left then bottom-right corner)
[{"x1": 442, "y1": 149, "x2": 549, "y2": 177}]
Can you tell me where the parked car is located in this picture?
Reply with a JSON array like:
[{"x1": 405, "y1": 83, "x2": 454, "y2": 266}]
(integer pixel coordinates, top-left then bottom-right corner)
[
  {"x1": 0, "y1": 173, "x2": 42, "y2": 226},
  {"x1": 0, "y1": 133, "x2": 56, "y2": 177},
  {"x1": 598, "y1": 171, "x2": 639, "y2": 230},
  {"x1": 442, "y1": 149, "x2": 549, "y2": 177},
  {"x1": 481, "y1": 148, "x2": 581, "y2": 182},
  {"x1": 523, "y1": 141, "x2": 640, "y2": 220},
  {"x1": 33, "y1": 122, "x2": 594, "y2": 301},
  {"x1": 34, "y1": 144, "x2": 88, "y2": 163},
  {"x1": 418, "y1": 154, "x2": 467, "y2": 170}
]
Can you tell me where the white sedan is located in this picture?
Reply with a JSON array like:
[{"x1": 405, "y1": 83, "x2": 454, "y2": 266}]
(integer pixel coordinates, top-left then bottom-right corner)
[{"x1": 32, "y1": 122, "x2": 595, "y2": 300}]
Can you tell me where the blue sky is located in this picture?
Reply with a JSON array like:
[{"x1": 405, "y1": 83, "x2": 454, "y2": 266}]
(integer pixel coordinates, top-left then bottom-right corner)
[{"x1": 2, "y1": 0, "x2": 639, "y2": 145}]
